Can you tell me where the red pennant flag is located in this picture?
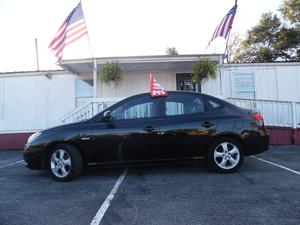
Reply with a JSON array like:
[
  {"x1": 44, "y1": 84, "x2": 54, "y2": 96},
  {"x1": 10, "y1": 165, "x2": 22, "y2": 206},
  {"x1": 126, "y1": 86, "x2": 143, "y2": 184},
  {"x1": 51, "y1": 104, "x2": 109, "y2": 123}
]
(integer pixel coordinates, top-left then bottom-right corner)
[{"x1": 150, "y1": 74, "x2": 168, "y2": 97}]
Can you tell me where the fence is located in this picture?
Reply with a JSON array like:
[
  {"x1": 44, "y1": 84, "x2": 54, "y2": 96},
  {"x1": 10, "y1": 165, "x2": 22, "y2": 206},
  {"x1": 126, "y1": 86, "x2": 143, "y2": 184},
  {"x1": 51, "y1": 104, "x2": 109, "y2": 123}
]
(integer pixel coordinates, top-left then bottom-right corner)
[
  {"x1": 61, "y1": 97, "x2": 123, "y2": 124},
  {"x1": 226, "y1": 98, "x2": 300, "y2": 128}
]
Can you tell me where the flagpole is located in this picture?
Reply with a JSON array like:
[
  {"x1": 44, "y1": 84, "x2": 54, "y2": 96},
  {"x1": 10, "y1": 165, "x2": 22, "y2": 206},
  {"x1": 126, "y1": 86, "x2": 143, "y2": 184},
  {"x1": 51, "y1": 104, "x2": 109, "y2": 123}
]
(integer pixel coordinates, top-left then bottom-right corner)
[
  {"x1": 224, "y1": 0, "x2": 238, "y2": 62},
  {"x1": 85, "y1": 30, "x2": 97, "y2": 98},
  {"x1": 80, "y1": 0, "x2": 98, "y2": 99},
  {"x1": 35, "y1": 38, "x2": 40, "y2": 71},
  {"x1": 224, "y1": 30, "x2": 231, "y2": 62}
]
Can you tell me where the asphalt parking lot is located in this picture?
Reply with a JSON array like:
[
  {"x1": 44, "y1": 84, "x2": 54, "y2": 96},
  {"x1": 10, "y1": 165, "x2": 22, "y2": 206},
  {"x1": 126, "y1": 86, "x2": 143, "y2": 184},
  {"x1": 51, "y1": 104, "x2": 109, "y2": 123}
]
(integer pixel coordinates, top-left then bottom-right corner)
[{"x1": 0, "y1": 146, "x2": 300, "y2": 225}]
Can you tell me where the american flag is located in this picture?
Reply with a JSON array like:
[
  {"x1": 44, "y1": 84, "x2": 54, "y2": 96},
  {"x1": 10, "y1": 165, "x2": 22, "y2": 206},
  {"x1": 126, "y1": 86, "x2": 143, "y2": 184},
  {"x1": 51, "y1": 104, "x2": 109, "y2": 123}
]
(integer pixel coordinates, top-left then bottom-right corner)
[
  {"x1": 208, "y1": 3, "x2": 238, "y2": 46},
  {"x1": 48, "y1": 2, "x2": 87, "y2": 61}
]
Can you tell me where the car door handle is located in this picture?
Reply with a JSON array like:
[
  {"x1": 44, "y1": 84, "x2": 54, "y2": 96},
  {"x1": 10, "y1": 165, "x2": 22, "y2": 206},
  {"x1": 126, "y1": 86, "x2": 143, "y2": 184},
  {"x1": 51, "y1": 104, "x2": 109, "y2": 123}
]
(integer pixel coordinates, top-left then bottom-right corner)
[
  {"x1": 201, "y1": 121, "x2": 214, "y2": 128},
  {"x1": 143, "y1": 126, "x2": 158, "y2": 132}
]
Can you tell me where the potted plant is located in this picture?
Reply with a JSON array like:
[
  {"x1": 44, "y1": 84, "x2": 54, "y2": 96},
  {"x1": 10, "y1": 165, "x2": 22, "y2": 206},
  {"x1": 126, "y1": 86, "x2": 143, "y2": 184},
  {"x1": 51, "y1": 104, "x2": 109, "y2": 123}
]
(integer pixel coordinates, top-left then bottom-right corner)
[
  {"x1": 192, "y1": 58, "x2": 217, "y2": 92},
  {"x1": 99, "y1": 61, "x2": 124, "y2": 88}
]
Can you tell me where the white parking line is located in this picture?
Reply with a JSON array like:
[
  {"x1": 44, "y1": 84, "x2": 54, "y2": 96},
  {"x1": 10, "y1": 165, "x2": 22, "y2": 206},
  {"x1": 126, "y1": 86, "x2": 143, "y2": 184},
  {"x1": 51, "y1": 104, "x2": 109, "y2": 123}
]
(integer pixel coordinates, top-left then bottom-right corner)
[
  {"x1": 90, "y1": 168, "x2": 128, "y2": 225},
  {"x1": 251, "y1": 156, "x2": 300, "y2": 175},
  {"x1": 0, "y1": 160, "x2": 25, "y2": 169}
]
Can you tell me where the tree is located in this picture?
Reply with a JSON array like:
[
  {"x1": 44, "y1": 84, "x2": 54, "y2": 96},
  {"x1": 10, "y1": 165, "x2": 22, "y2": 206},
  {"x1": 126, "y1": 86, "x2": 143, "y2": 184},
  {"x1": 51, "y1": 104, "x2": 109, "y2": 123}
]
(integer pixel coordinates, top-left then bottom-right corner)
[
  {"x1": 234, "y1": 0, "x2": 300, "y2": 62},
  {"x1": 99, "y1": 62, "x2": 124, "y2": 88},
  {"x1": 166, "y1": 47, "x2": 178, "y2": 56},
  {"x1": 226, "y1": 32, "x2": 242, "y2": 62},
  {"x1": 234, "y1": 13, "x2": 283, "y2": 62},
  {"x1": 280, "y1": 0, "x2": 300, "y2": 25},
  {"x1": 192, "y1": 58, "x2": 217, "y2": 91}
]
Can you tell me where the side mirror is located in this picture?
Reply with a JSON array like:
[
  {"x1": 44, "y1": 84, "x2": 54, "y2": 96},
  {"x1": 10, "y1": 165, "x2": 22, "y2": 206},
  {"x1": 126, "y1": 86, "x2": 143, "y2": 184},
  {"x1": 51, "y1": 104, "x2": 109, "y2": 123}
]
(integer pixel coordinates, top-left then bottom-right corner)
[{"x1": 101, "y1": 110, "x2": 113, "y2": 122}]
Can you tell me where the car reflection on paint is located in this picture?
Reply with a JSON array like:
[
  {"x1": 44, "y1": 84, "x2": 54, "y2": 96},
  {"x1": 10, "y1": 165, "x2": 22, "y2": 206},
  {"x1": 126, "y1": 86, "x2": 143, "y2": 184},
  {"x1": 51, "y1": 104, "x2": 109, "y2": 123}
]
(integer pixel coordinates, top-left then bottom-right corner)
[{"x1": 24, "y1": 91, "x2": 269, "y2": 181}]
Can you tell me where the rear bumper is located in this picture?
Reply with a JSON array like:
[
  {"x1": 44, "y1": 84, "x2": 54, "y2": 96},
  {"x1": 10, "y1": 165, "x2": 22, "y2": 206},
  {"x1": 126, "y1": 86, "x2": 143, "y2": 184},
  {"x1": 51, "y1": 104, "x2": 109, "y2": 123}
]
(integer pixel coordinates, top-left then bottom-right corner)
[{"x1": 244, "y1": 135, "x2": 269, "y2": 156}]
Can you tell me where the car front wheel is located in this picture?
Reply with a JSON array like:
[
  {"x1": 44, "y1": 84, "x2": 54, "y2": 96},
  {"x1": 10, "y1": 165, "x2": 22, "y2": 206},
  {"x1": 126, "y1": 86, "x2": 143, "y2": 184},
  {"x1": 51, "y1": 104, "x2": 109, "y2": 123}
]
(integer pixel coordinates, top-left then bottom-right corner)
[
  {"x1": 49, "y1": 144, "x2": 83, "y2": 181},
  {"x1": 207, "y1": 138, "x2": 244, "y2": 173}
]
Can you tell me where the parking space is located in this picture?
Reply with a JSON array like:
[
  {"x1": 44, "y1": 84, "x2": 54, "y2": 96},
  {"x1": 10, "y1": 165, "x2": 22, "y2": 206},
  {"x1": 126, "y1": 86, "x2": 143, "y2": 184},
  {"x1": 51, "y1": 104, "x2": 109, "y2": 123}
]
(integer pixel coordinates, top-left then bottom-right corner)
[{"x1": 0, "y1": 146, "x2": 300, "y2": 225}]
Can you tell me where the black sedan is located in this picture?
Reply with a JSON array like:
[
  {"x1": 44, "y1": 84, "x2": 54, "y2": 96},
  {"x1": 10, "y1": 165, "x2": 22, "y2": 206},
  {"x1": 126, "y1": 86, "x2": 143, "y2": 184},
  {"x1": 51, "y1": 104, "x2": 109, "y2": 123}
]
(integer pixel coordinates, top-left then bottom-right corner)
[{"x1": 24, "y1": 91, "x2": 269, "y2": 181}]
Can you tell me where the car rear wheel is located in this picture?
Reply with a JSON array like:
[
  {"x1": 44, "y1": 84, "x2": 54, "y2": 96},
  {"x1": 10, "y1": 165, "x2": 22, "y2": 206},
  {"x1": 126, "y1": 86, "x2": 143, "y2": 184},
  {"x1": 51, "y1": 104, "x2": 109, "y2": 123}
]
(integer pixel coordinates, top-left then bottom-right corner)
[
  {"x1": 207, "y1": 138, "x2": 244, "y2": 173},
  {"x1": 49, "y1": 144, "x2": 83, "y2": 181}
]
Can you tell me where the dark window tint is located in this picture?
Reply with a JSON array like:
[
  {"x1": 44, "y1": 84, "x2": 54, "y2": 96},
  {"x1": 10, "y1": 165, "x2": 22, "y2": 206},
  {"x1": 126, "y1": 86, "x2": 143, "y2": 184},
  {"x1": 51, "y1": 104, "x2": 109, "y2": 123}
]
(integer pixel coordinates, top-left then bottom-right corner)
[
  {"x1": 111, "y1": 96, "x2": 158, "y2": 120},
  {"x1": 165, "y1": 94, "x2": 205, "y2": 116}
]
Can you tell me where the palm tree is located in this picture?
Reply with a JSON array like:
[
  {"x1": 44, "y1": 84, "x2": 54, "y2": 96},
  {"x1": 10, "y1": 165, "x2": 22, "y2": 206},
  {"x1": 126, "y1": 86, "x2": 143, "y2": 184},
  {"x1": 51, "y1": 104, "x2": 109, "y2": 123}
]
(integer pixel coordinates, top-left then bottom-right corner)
[
  {"x1": 192, "y1": 58, "x2": 217, "y2": 92},
  {"x1": 166, "y1": 47, "x2": 178, "y2": 56},
  {"x1": 99, "y1": 61, "x2": 124, "y2": 88}
]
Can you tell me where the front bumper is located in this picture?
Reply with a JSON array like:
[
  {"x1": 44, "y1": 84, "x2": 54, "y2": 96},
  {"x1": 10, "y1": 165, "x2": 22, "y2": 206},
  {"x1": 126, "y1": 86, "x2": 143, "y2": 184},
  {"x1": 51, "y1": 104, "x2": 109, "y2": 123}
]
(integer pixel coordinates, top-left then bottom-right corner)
[{"x1": 23, "y1": 145, "x2": 46, "y2": 170}]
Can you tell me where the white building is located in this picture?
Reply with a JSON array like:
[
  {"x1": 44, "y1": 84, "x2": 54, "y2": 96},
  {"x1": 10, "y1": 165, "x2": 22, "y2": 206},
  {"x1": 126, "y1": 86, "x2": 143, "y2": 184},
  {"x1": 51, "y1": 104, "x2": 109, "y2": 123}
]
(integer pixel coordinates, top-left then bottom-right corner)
[{"x1": 0, "y1": 54, "x2": 299, "y2": 149}]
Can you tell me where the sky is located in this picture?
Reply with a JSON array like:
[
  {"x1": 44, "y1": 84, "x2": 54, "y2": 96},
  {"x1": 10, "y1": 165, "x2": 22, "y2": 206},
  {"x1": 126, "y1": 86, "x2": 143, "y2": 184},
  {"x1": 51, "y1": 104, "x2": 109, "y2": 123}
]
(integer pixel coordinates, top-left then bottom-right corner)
[{"x1": 0, "y1": 0, "x2": 283, "y2": 72}]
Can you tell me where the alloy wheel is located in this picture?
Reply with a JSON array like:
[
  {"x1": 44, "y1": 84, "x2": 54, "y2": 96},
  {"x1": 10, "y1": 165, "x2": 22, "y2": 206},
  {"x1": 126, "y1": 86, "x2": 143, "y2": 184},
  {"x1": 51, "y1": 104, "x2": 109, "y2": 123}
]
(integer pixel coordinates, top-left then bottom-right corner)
[
  {"x1": 213, "y1": 142, "x2": 240, "y2": 170},
  {"x1": 50, "y1": 149, "x2": 72, "y2": 178}
]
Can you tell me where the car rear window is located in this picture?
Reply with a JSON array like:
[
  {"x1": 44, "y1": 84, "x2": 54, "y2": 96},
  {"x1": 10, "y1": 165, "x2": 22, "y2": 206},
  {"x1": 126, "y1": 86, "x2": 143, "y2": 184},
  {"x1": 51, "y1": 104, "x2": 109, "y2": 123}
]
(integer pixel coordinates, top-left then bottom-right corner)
[
  {"x1": 207, "y1": 99, "x2": 223, "y2": 110},
  {"x1": 165, "y1": 94, "x2": 206, "y2": 116}
]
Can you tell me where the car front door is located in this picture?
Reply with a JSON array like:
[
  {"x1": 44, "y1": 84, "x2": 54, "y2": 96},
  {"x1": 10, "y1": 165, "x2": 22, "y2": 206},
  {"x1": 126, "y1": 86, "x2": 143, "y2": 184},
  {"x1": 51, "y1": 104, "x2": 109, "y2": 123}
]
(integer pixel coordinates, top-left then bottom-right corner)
[
  {"x1": 159, "y1": 92, "x2": 217, "y2": 159},
  {"x1": 90, "y1": 94, "x2": 162, "y2": 163}
]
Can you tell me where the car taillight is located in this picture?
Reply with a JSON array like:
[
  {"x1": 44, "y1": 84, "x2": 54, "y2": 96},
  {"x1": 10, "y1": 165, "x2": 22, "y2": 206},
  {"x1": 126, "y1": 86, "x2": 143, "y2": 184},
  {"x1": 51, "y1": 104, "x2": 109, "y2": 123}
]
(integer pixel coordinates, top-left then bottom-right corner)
[{"x1": 251, "y1": 113, "x2": 264, "y2": 123}]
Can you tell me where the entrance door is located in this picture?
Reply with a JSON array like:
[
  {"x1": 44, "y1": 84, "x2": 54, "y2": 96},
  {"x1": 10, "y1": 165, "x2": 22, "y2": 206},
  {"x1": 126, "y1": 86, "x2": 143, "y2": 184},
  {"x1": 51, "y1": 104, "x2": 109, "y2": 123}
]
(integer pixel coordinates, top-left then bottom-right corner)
[{"x1": 176, "y1": 73, "x2": 200, "y2": 92}]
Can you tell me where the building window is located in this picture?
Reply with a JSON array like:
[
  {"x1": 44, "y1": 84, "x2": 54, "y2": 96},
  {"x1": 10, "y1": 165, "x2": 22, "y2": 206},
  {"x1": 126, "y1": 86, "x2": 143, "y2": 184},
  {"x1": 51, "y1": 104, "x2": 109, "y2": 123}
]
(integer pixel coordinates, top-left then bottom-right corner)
[
  {"x1": 76, "y1": 80, "x2": 93, "y2": 107},
  {"x1": 176, "y1": 73, "x2": 199, "y2": 92},
  {"x1": 233, "y1": 73, "x2": 255, "y2": 99},
  {"x1": 0, "y1": 79, "x2": 4, "y2": 120}
]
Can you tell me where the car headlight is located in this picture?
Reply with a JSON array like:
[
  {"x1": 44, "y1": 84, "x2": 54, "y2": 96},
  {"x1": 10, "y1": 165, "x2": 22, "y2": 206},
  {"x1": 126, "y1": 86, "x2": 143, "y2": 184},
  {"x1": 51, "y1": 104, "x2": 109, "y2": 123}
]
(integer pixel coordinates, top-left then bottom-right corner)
[{"x1": 27, "y1": 132, "x2": 42, "y2": 144}]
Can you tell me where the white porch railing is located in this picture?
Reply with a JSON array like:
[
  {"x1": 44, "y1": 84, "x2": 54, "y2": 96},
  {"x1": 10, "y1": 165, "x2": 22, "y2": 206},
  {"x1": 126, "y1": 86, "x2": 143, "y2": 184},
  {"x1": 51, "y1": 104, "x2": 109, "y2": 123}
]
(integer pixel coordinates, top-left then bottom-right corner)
[
  {"x1": 227, "y1": 98, "x2": 300, "y2": 128},
  {"x1": 61, "y1": 97, "x2": 124, "y2": 124}
]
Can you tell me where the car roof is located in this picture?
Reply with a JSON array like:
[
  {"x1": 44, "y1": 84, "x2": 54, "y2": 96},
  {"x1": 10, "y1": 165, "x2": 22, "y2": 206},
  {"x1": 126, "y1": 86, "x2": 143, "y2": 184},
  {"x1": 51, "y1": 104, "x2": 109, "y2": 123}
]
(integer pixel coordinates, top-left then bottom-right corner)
[
  {"x1": 131, "y1": 91, "x2": 204, "y2": 98},
  {"x1": 128, "y1": 91, "x2": 222, "y2": 102},
  {"x1": 127, "y1": 91, "x2": 236, "y2": 109}
]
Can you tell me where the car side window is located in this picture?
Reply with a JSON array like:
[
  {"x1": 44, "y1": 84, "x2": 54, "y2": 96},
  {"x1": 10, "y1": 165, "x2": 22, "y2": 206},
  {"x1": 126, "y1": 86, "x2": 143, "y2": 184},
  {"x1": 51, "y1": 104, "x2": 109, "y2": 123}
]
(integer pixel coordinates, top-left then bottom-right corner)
[
  {"x1": 111, "y1": 97, "x2": 159, "y2": 120},
  {"x1": 165, "y1": 94, "x2": 205, "y2": 116}
]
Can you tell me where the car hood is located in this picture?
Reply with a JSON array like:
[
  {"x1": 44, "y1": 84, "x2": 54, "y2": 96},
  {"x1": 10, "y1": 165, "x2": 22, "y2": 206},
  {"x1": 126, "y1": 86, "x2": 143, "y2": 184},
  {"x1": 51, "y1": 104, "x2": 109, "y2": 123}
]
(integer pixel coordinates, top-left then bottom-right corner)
[{"x1": 40, "y1": 120, "x2": 90, "y2": 135}]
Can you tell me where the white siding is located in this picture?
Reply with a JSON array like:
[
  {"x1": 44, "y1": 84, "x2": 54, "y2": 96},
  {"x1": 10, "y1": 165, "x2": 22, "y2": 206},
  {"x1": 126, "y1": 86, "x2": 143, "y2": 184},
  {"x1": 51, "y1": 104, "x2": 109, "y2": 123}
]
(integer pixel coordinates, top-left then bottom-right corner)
[
  {"x1": 200, "y1": 68, "x2": 222, "y2": 97},
  {"x1": 98, "y1": 72, "x2": 176, "y2": 97},
  {"x1": 222, "y1": 64, "x2": 300, "y2": 102},
  {"x1": 1, "y1": 62, "x2": 300, "y2": 133},
  {"x1": 94, "y1": 63, "x2": 300, "y2": 102},
  {"x1": 276, "y1": 66, "x2": 300, "y2": 102},
  {"x1": 0, "y1": 73, "x2": 76, "y2": 132}
]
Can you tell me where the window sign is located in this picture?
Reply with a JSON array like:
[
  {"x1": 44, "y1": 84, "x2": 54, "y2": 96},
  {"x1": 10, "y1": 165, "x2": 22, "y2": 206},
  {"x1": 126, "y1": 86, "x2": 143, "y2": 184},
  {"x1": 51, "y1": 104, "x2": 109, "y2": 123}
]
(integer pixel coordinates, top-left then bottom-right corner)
[
  {"x1": 234, "y1": 73, "x2": 255, "y2": 99},
  {"x1": 0, "y1": 79, "x2": 4, "y2": 120}
]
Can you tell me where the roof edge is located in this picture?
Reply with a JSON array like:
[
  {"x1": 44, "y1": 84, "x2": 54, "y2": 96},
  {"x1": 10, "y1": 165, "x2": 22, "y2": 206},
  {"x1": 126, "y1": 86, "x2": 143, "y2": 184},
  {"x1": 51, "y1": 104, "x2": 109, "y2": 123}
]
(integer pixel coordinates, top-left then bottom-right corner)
[
  {"x1": 61, "y1": 54, "x2": 225, "y2": 65},
  {"x1": 0, "y1": 69, "x2": 65, "y2": 75},
  {"x1": 224, "y1": 61, "x2": 300, "y2": 67}
]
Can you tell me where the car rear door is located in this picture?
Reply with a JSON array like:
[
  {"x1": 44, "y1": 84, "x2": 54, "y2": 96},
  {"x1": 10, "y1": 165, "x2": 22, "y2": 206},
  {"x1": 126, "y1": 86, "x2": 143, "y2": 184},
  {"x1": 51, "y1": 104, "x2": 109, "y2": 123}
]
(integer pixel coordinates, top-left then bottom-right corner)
[{"x1": 159, "y1": 92, "x2": 217, "y2": 159}]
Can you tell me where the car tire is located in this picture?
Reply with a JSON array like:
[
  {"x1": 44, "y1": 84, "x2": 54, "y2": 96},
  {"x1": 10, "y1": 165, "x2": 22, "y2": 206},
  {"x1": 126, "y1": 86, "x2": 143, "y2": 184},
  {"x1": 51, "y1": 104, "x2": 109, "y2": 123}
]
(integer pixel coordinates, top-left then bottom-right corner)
[
  {"x1": 48, "y1": 144, "x2": 83, "y2": 181},
  {"x1": 207, "y1": 137, "x2": 244, "y2": 173}
]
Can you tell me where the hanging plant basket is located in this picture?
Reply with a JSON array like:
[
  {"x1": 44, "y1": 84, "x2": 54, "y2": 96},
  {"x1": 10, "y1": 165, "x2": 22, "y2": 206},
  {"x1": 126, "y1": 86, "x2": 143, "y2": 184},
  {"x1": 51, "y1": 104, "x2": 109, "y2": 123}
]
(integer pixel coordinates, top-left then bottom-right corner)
[{"x1": 99, "y1": 61, "x2": 124, "y2": 88}]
